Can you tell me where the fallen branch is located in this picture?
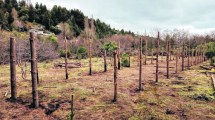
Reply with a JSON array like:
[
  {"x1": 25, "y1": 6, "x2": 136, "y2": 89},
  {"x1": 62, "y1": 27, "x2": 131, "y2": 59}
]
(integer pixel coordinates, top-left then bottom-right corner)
[{"x1": 200, "y1": 65, "x2": 211, "y2": 70}]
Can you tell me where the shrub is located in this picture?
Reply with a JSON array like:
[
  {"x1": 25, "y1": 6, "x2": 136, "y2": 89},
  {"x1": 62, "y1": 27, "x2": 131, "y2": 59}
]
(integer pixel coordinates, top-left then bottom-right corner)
[
  {"x1": 121, "y1": 53, "x2": 130, "y2": 67},
  {"x1": 49, "y1": 26, "x2": 61, "y2": 34},
  {"x1": 76, "y1": 46, "x2": 87, "y2": 59}
]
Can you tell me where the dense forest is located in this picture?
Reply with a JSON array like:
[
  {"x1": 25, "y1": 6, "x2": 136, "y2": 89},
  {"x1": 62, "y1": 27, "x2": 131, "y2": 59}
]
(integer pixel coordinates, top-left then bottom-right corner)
[{"x1": 0, "y1": 0, "x2": 134, "y2": 38}]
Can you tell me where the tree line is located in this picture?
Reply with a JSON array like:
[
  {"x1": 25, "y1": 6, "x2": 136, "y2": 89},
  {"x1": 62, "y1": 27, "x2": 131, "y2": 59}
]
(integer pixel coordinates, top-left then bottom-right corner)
[{"x1": 0, "y1": 0, "x2": 134, "y2": 38}]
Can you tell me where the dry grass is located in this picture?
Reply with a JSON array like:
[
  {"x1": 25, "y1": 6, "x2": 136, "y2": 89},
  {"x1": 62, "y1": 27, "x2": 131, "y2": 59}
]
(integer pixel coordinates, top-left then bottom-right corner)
[{"x1": 0, "y1": 56, "x2": 214, "y2": 120}]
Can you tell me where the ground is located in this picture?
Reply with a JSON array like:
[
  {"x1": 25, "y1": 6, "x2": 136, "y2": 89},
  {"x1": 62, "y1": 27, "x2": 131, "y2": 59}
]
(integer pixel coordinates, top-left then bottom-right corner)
[{"x1": 0, "y1": 56, "x2": 215, "y2": 120}]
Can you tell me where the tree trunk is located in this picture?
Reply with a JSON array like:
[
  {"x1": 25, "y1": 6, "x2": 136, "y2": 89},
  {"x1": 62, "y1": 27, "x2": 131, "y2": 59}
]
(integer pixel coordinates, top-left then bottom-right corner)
[
  {"x1": 113, "y1": 50, "x2": 118, "y2": 102},
  {"x1": 10, "y1": 37, "x2": 17, "y2": 100},
  {"x1": 89, "y1": 40, "x2": 92, "y2": 75},
  {"x1": 70, "y1": 95, "x2": 74, "y2": 120},
  {"x1": 117, "y1": 41, "x2": 121, "y2": 70},
  {"x1": 166, "y1": 40, "x2": 170, "y2": 79},
  {"x1": 182, "y1": 42, "x2": 185, "y2": 71},
  {"x1": 65, "y1": 38, "x2": 69, "y2": 79},
  {"x1": 175, "y1": 50, "x2": 178, "y2": 74},
  {"x1": 30, "y1": 32, "x2": 39, "y2": 108},
  {"x1": 188, "y1": 42, "x2": 190, "y2": 69},
  {"x1": 156, "y1": 32, "x2": 160, "y2": 82},
  {"x1": 145, "y1": 38, "x2": 148, "y2": 65},
  {"x1": 139, "y1": 37, "x2": 143, "y2": 91},
  {"x1": 104, "y1": 50, "x2": 107, "y2": 72}
]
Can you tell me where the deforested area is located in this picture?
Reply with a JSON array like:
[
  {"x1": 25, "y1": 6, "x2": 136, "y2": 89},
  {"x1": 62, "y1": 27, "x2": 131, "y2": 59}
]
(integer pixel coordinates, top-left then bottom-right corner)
[{"x1": 0, "y1": 0, "x2": 215, "y2": 120}]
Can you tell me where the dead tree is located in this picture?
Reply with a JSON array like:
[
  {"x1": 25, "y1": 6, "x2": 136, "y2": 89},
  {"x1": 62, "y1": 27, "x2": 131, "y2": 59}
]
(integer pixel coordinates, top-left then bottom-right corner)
[
  {"x1": 65, "y1": 38, "x2": 69, "y2": 79},
  {"x1": 117, "y1": 41, "x2": 121, "y2": 70},
  {"x1": 166, "y1": 36, "x2": 170, "y2": 79},
  {"x1": 188, "y1": 42, "x2": 190, "y2": 69},
  {"x1": 139, "y1": 37, "x2": 143, "y2": 91},
  {"x1": 89, "y1": 39, "x2": 92, "y2": 75},
  {"x1": 10, "y1": 37, "x2": 17, "y2": 100},
  {"x1": 156, "y1": 32, "x2": 160, "y2": 82},
  {"x1": 113, "y1": 50, "x2": 118, "y2": 102},
  {"x1": 104, "y1": 50, "x2": 107, "y2": 72},
  {"x1": 182, "y1": 42, "x2": 185, "y2": 71},
  {"x1": 70, "y1": 95, "x2": 74, "y2": 120},
  {"x1": 30, "y1": 32, "x2": 39, "y2": 108},
  {"x1": 144, "y1": 38, "x2": 148, "y2": 65},
  {"x1": 175, "y1": 50, "x2": 178, "y2": 74}
]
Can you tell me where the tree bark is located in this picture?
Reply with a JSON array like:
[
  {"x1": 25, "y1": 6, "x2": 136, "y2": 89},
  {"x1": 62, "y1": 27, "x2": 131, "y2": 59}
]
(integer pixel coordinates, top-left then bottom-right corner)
[
  {"x1": 30, "y1": 32, "x2": 39, "y2": 108},
  {"x1": 65, "y1": 38, "x2": 69, "y2": 79},
  {"x1": 175, "y1": 50, "x2": 178, "y2": 74},
  {"x1": 117, "y1": 41, "x2": 121, "y2": 70},
  {"x1": 113, "y1": 50, "x2": 118, "y2": 102},
  {"x1": 89, "y1": 39, "x2": 92, "y2": 75},
  {"x1": 10, "y1": 37, "x2": 17, "y2": 100},
  {"x1": 182, "y1": 42, "x2": 185, "y2": 71},
  {"x1": 145, "y1": 38, "x2": 148, "y2": 65},
  {"x1": 166, "y1": 39, "x2": 170, "y2": 79},
  {"x1": 104, "y1": 50, "x2": 107, "y2": 72},
  {"x1": 139, "y1": 37, "x2": 143, "y2": 90},
  {"x1": 156, "y1": 32, "x2": 160, "y2": 82}
]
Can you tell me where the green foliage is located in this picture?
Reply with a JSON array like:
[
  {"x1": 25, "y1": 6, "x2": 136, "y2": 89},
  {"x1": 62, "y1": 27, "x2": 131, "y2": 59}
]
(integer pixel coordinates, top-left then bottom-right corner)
[
  {"x1": 76, "y1": 46, "x2": 87, "y2": 59},
  {"x1": 205, "y1": 42, "x2": 215, "y2": 65},
  {"x1": 102, "y1": 42, "x2": 117, "y2": 52},
  {"x1": 47, "y1": 34, "x2": 58, "y2": 43},
  {"x1": 121, "y1": 52, "x2": 130, "y2": 67},
  {"x1": 49, "y1": 26, "x2": 61, "y2": 34}
]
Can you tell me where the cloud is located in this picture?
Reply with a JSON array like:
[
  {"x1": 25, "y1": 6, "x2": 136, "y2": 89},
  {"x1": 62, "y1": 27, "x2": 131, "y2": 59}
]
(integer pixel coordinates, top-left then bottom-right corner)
[{"x1": 31, "y1": 0, "x2": 215, "y2": 34}]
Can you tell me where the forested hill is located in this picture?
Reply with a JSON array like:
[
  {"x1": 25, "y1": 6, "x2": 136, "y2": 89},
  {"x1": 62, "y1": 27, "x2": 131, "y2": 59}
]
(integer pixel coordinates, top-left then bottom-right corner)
[{"x1": 0, "y1": 0, "x2": 134, "y2": 38}]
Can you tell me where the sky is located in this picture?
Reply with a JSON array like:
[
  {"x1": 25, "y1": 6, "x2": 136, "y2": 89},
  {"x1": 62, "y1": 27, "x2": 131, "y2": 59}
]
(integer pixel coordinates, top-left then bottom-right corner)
[{"x1": 30, "y1": 0, "x2": 215, "y2": 35}]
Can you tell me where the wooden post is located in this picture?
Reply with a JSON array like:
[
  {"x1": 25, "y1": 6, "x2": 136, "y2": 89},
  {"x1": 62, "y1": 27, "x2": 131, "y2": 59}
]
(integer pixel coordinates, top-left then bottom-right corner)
[
  {"x1": 89, "y1": 39, "x2": 92, "y2": 75},
  {"x1": 65, "y1": 38, "x2": 69, "y2": 79},
  {"x1": 182, "y1": 42, "x2": 185, "y2": 71},
  {"x1": 156, "y1": 32, "x2": 160, "y2": 82},
  {"x1": 117, "y1": 41, "x2": 121, "y2": 70},
  {"x1": 30, "y1": 32, "x2": 39, "y2": 108},
  {"x1": 104, "y1": 50, "x2": 107, "y2": 72},
  {"x1": 70, "y1": 95, "x2": 74, "y2": 120},
  {"x1": 10, "y1": 37, "x2": 17, "y2": 100},
  {"x1": 144, "y1": 38, "x2": 148, "y2": 65},
  {"x1": 166, "y1": 37, "x2": 170, "y2": 79},
  {"x1": 113, "y1": 50, "x2": 118, "y2": 102},
  {"x1": 139, "y1": 37, "x2": 143, "y2": 90},
  {"x1": 175, "y1": 50, "x2": 178, "y2": 74}
]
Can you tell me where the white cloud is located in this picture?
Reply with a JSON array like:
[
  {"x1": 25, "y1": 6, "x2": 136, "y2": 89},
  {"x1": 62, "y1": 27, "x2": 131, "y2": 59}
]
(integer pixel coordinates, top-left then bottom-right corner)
[{"x1": 31, "y1": 0, "x2": 215, "y2": 35}]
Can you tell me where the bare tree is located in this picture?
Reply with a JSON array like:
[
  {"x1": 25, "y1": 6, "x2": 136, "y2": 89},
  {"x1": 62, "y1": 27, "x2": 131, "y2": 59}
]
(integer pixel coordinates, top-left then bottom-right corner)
[{"x1": 10, "y1": 37, "x2": 17, "y2": 100}]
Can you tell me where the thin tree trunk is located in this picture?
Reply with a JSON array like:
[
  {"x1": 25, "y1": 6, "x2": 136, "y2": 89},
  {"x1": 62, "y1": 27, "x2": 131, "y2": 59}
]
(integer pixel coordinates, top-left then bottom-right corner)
[
  {"x1": 156, "y1": 32, "x2": 160, "y2": 82},
  {"x1": 175, "y1": 50, "x2": 178, "y2": 74},
  {"x1": 10, "y1": 37, "x2": 17, "y2": 100},
  {"x1": 117, "y1": 41, "x2": 121, "y2": 70},
  {"x1": 30, "y1": 32, "x2": 39, "y2": 108},
  {"x1": 104, "y1": 50, "x2": 107, "y2": 72},
  {"x1": 182, "y1": 42, "x2": 185, "y2": 71},
  {"x1": 65, "y1": 38, "x2": 69, "y2": 79},
  {"x1": 188, "y1": 42, "x2": 190, "y2": 69},
  {"x1": 139, "y1": 37, "x2": 143, "y2": 90},
  {"x1": 113, "y1": 50, "x2": 118, "y2": 102},
  {"x1": 166, "y1": 39, "x2": 170, "y2": 79},
  {"x1": 89, "y1": 39, "x2": 92, "y2": 75},
  {"x1": 70, "y1": 95, "x2": 74, "y2": 120},
  {"x1": 145, "y1": 38, "x2": 148, "y2": 65}
]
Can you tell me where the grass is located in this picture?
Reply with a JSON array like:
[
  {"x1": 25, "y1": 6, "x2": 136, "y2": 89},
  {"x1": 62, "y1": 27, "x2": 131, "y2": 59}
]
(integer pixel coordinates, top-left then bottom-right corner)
[{"x1": 0, "y1": 57, "x2": 215, "y2": 119}]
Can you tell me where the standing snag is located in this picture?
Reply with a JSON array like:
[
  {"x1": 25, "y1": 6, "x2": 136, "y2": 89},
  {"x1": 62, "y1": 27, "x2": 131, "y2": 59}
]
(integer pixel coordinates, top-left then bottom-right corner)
[
  {"x1": 139, "y1": 37, "x2": 143, "y2": 91},
  {"x1": 156, "y1": 32, "x2": 160, "y2": 82},
  {"x1": 166, "y1": 36, "x2": 170, "y2": 79},
  {"x1": 113, "y1": 50, "x2": 118, "y2": 102},
  {"x1": 30, "y1": 32, "x2": 39, "y2": 108},
  {"x1": 117, "y1": 41, "x2": 121, "y2": 70},
  {"x1": 10, "y1": 37, "x2": 17, "y2": 100}
]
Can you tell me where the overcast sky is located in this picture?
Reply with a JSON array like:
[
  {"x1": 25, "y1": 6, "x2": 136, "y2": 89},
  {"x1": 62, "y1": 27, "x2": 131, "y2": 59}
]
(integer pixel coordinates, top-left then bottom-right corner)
[{"x1": 31, "y1": 0, "x2": 215, "y2": 35}]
